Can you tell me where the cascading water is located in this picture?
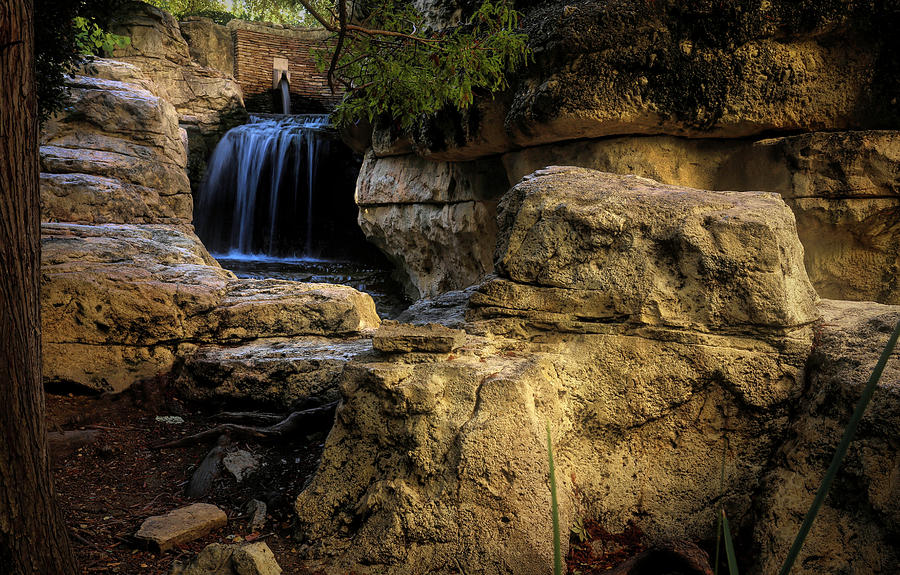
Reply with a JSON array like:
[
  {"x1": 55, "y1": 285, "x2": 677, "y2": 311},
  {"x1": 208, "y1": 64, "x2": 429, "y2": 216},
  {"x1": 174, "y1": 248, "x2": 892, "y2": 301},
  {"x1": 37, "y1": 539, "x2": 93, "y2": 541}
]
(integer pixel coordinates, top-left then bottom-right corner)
[
  {"x1": 194, "y1": 113, "x2": 410, "y2": 317},
  {"x1": 195, "y1": 114, "x2": 328, "y2": 258},
  {"x1": 278, "y1": 75, "x2": 291, "y2": 115}
]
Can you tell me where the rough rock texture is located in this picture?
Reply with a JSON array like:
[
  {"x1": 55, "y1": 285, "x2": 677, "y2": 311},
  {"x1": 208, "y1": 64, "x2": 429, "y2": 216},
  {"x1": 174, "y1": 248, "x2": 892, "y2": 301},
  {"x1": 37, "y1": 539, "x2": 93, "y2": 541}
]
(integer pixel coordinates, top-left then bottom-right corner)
[
  {"x1": 178, "y1": 337, "x2": 374, "y2": 410},
  {"x1": 372, "y1": 321, "x2": 466, "y2": 353},
  {"x1": 136, "y1": 503, "x2": 227, "y2": 552},
  {"x1": 753, "y1": 299, "x2": 900, "y2": 575},
  {"x1": 296, "y1": 168, "x2": 818, "y2": 574},
  {"x1": 356, "y1": 151, "x2": 510, "y2": 298},
  {"x1": 179, "y1": 17, "x2": 234, "y2": 77},
  {"x1": 41, "y1": 224, "x2": 380, "y2": 392},
  {"x1": 40, "y1": 59, "x2": 192, "y2": 224},
  {"x1": 409, "y1": 0, "x2": 899, "y2": 161},
  {"x1": 109, "y1": 2, "x2": 247, "y2": 185},
  {"x1": 170, "y1": 542, "x2": 282, "y2": 575},
  {"x1": 502, "y1": 131, "x2": 900, "y2": 305}
]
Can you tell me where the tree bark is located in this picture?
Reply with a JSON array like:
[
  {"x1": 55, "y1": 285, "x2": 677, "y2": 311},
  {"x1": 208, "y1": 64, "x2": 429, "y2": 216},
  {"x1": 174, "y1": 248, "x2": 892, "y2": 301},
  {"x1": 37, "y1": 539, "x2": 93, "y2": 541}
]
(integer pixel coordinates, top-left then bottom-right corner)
[{"x1": 0, "y1": 1, "x2": 78, "y2": 572}]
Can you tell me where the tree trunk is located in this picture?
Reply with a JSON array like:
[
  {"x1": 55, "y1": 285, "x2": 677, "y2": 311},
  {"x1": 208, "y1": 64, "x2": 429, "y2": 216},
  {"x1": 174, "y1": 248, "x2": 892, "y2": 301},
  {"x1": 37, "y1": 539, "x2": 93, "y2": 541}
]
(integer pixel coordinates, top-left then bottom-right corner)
[{"x1": 0, "y1": 1, "x2": 78, "y2": 572}]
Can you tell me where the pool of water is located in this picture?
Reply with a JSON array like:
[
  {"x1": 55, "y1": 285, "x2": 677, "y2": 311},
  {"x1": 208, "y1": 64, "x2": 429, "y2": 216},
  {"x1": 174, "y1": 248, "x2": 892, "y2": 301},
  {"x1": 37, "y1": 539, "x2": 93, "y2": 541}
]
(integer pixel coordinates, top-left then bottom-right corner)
[{"x1": 215, "y1": 254, "x2": 410, "y2": 319}]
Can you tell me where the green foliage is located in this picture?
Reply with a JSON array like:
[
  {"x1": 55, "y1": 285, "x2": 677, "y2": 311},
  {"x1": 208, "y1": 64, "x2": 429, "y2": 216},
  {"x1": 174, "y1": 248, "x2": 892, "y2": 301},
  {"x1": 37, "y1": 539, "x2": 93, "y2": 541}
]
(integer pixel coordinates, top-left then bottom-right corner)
[
  {"x1": 237, "y1": 0, "x2": 329, "y2": 26},
  {"x1": 144, "y1": 0, "x2": 227, "y2": 19},
  {"x1": 319, "y1": 0, "x2": 530, "y2": 129},
  {"x1": 73, "y1": 17, "x2": 130, "y2": 56},
  {"x1": 34, "y1": 0, "x2": 130, "y2": 122},
  {"x1": 721, "y1": 511, "x2": 740, "y2": 575},
  {"x1": 547, "y1": 422, "x2": 563, "y2": 575}
]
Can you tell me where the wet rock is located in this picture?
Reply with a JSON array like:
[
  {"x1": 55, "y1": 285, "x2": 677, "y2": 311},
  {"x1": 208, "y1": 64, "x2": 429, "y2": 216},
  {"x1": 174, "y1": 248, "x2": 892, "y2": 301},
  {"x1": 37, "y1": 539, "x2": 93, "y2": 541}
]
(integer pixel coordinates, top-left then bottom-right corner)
[
  {"x1": 373, "y1": 321, "x2": 466, "y2": 353},
  {"x1": 136, "y1": 503, "x2": 227, "y2": 553},
  {"x1": 394, "y1": 287, "x2": 477, "y2": 328}
]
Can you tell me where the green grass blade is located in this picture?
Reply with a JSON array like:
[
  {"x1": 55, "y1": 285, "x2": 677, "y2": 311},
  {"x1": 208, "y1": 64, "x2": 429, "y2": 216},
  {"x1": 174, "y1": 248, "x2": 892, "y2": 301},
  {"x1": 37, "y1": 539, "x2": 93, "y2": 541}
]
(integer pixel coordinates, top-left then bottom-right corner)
[
  {"x1": 547, "y1": 422, "x2": 562, "y2": 575},
  {"x1": 714, "y1": 436, "x2": 729, "y2": 575},
  {"x1": 722, "y1": 511, "x2": 740, "y2": 575},
  {"x1": 778, "y1": 319, "x2": 900, "y2": 575}
]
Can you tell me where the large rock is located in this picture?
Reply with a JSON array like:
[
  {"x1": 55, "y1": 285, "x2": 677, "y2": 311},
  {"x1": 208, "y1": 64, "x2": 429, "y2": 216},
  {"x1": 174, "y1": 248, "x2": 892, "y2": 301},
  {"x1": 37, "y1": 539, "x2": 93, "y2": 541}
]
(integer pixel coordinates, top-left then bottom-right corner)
[
  {"x1": 502, "y1": 131, "x2": 900, "y2": 305},
  {"x1": 178, "y1": 337, "x2": 374, "y2": 410},
  {"x1": 355, "y1": 151, "x2": 509, "y2": 298},
  {"x1": 753, "y1": 299, "x2": 900, "y2": 575},
  {"x1": 295, "y1": 168, "x2": 818, "y2": 574},
  {"x1": 40, "y1": 59, "x2": 192, "y2": 224},
  {"x1": 109, "y1": 2, "x2": 247, "y2": 185},
  {"x1": 42, "y1": 223, "x2": 380, "y2": 392},
  {"x1": 409, "y1": 0, "x2": 899, "y2": 161},
  {"x1": 179, "y1": 17, "x2": 234, "y2": 77}
]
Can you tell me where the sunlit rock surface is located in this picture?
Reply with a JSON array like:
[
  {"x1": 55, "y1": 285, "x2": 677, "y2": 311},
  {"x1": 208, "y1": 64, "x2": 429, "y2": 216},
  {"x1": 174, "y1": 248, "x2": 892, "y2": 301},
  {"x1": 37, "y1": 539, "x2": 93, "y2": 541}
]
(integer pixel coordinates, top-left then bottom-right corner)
[
  {"x1": 296, "y1": 168, "x2": 819, "y2": 574},
  {"x1": 41, "y1": 224, "x2": 380, "y2": 393},
  {"x1": 108, "y1": 1, "x2": 247, "y2": 185},
  {"x1": 40, "y1": 60, "x2": 192, "y2": 224}
]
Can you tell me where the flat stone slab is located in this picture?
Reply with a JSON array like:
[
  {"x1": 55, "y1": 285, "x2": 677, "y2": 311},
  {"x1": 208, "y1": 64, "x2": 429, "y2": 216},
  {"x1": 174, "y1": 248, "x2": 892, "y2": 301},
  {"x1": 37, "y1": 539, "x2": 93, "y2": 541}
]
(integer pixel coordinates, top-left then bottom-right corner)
[
  {"x1": 136, "y1": 503, "x2": 227, "y2": 553},
  {"x1": 373, "y1": 321, "x2": 466, "y2": 353}
]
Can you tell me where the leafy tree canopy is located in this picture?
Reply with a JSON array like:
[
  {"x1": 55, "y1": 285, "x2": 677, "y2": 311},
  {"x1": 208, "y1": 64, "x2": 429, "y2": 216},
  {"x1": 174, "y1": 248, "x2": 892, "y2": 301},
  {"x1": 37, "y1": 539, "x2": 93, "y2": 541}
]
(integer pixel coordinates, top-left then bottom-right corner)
[
  {"x1": 145, "y1": 0, "x2": 328, "y2": 26},
  {"x1": 302, "y1": 0, "x2": 530, "y2": 128}
]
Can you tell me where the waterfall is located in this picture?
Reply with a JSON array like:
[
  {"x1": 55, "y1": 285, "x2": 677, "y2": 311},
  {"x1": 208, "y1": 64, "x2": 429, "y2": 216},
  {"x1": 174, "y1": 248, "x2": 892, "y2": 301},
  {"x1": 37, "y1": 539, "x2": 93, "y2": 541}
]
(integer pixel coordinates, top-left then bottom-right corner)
[
  {"x1": 278, "y1": 76, "x2": 291, "y2": 115},
  {"x1": 195, "y1": 114, "x2": 331, "y2": 258}
]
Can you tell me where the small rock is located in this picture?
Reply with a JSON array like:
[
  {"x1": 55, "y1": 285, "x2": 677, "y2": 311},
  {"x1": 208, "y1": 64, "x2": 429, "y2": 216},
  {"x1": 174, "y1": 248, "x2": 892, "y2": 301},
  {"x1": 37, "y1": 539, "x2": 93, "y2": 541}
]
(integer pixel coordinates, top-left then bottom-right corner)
[
  {"x1": 156, "y1": 415, "x2": 185, "y2": 425},
  {"x1": 245, "y1": 499, "x2": 267, "y2": 532},
  {"x1": 223, "y1": 450, "x2": 260, "y2": 482},
  {"x1": 372, "y1": 320, "x2": 466, "y2": 353},
  {"x1": 232, "y1": 542, "x2": 282, "y2": 575},
  {"x1": 136, "y1": 503, "x2": 227, "y2": 553},
  {"x1": 169, "y1": 542, "x2": 281, "y2": 575}
]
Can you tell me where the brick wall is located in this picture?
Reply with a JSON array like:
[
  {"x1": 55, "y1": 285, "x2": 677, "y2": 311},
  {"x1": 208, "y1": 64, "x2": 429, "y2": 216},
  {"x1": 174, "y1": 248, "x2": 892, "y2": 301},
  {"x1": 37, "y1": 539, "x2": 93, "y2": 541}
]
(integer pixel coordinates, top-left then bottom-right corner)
[{"x1": 228, "y1": 20, "x2": 342, "y2": 113}]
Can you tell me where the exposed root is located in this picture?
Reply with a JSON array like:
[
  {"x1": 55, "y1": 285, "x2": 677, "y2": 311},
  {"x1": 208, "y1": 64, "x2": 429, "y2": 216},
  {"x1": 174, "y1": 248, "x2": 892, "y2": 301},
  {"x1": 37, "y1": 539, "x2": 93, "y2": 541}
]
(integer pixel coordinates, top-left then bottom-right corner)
[{"x1": 153, "y1": 401, "x2": 339, "y2": 449}]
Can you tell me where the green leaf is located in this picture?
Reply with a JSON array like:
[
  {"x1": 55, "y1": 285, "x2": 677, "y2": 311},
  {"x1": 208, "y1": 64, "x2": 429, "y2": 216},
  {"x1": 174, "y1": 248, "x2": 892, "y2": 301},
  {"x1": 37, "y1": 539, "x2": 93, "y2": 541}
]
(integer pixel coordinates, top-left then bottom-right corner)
[
  {"x1": 722, "y1": 511, "x2": 740, "y2": 575},
  {"x1": 547, "y1": 422, "x2": 562, "y2": 575}
]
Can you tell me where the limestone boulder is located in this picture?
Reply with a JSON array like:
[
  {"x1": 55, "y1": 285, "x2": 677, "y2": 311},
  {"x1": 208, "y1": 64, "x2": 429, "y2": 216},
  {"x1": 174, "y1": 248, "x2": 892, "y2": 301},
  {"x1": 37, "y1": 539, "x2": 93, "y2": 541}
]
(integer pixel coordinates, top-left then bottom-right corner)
[
  {"x1": 109, "y1": 1, "x2": 247, "y2": 186},
  {"x1": 411, "y1": 0, "x2": 900, "y2": 161},
  {"x1": 179, "y1": 17, "x2": 234, "y2": 77},
  {"x1": 295, "y1": 167, "x2": 818, "y2": 574},
  {"x1": 501, "y1": 131, "x2": 900, "y2": 305},
  {"x1": 41, "y1": 223, "x2": 380, "y2": 392},
  {"x1": 136, "y1": 503, "x2": 227, "y2": 553},
  {"x1": 753, "y1": 299, "x2": 900, "y2": 575},
  {"x1": 178, "y1": 337, "x2": 374, "y2": 410},
  {"x1": 481, "y1": 167, "x2": 818, "y2": 331},
  {"x1": 355, "y1": 152, "x2": 509, "y2": 298},
  {"x1": 40, "y1": 60, "x2": 192, "y2": 224}
]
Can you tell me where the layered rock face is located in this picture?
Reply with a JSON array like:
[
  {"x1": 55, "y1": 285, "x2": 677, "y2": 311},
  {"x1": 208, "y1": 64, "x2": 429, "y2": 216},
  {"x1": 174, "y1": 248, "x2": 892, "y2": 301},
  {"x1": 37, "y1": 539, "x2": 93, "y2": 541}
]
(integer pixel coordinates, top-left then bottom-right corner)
[
  {"x1": 358, "y1": 0, "x2": 900, "y2": 304},
  {"x1": 108, "y1": 1, "x2": 247, "y2": 185},
  {"x1": 355, "y1": 151, "x2": 509, "y2": 298},
  {"x1": 296, "y1": 168, "x2": 822, "y2": 574},
  {"x1": 40, "y1": 58, "x2": 380, "y2": 395},
  {"x1": 41, "y1": 223, "x2": 379, "y2": 392},
  {"x1": 41, "y1": 59, "x2": 192, "y2": 225}
]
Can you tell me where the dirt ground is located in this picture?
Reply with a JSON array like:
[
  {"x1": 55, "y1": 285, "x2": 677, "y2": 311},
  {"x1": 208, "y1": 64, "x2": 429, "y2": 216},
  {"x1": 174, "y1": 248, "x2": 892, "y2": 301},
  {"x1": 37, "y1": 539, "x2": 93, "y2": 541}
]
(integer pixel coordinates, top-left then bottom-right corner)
[
  {"x1": 47, "y1": 380, "x2": 324, "y2": 575},
  {"x1": 47, "y1": 381, "x2": 694, "y2": 575}
]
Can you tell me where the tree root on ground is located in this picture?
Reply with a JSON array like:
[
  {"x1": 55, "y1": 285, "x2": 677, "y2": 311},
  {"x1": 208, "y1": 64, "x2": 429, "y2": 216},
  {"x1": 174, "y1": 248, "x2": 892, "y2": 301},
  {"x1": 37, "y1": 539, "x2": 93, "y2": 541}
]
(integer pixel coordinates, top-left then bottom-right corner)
[{"x1": 152, "y1": 401, "x2": 338, "y2": 449}]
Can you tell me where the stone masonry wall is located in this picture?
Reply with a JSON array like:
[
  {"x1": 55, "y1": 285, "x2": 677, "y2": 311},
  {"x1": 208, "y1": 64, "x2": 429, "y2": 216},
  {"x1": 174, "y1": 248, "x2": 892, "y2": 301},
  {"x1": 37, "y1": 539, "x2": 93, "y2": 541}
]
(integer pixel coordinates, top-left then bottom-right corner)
[{"x1": 228, "y1": 20, "x2": 341, "y2": 112}]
